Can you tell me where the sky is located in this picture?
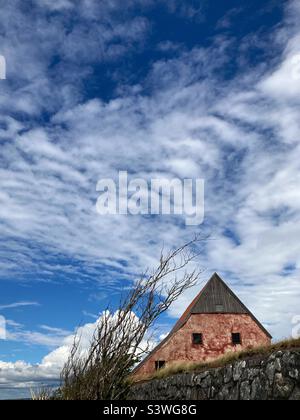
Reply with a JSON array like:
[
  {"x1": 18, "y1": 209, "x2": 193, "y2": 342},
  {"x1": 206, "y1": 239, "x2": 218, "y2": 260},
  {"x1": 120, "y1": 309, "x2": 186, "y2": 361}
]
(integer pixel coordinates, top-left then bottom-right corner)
[{"x1": 0, "y1": 0, "x2": 300, "y2": 398}]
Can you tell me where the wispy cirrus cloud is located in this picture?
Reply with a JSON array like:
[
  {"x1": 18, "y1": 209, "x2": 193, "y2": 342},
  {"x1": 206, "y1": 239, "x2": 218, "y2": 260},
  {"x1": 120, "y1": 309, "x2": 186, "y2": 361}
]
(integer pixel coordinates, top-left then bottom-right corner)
[
  {"x1": 0, "y1": 0, "x2": 300, "y2": 394},
  {"x1": 0, "y1": 0, "x2": 300, "y2": 333},
  {"x1": 2, "y1": 321, "x2": 73, "y2": 350},
  {"x1": 0, "y1": 302, "x2": 40, "y2": 311}
]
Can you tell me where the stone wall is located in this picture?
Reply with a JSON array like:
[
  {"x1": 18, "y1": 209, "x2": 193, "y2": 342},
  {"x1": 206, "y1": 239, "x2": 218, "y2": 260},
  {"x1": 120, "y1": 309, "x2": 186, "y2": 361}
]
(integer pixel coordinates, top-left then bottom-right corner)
[{"x1": 130, "y1": 350, "x2": 300, "y2": 400}]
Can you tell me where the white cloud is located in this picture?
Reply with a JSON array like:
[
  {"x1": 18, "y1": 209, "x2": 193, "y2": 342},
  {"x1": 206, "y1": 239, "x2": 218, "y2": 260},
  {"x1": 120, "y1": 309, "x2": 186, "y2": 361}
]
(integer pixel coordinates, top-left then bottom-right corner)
[
  {"x1": 5, "y1": 323, "x2": 72, "y2": 348},
  {"x1": 0, "y1": 312, "x2": 154, "y2": 389},
  {"x1": 259, "y1": 0, "x2": 300, "y2": 101},
  {"x1": 1, "y1": 0, "x2": 300, "y2": 390},
  {"x1": 35, "y1": 0, "x2": 74, "y2": 11},
  {"x1": 0, "y1": 302, "x2": 40, "y2": 311},
  {"x1": 0, "y1": 319, "x2": 95, "y2": 388},
  {"x1": 259, "y1": 53, "x2": 300, "y2": 99}
]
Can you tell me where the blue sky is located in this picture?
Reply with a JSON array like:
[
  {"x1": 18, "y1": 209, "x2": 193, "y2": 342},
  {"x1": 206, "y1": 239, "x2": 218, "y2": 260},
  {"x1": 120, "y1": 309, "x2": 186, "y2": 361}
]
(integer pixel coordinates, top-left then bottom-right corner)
[{"x1": 1, "y1": 0, "x2": 300, "y2": 397}]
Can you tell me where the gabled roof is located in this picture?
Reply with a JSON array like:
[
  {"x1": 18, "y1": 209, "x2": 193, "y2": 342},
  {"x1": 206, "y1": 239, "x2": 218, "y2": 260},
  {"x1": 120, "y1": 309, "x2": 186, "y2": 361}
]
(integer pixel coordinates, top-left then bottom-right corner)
[
  {"x1": 133, "y1": 273, "x2": 272, "y2": 374},
  {"x1": 170, "y1": 273, "x2": 256, "y2": 334}
]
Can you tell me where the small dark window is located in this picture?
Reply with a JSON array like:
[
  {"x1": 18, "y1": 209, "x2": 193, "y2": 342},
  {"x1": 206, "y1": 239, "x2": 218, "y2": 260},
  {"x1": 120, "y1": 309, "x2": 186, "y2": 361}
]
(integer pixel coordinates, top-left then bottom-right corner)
[
  {"x1": 232, "y1": 333, "x2": 241, "y2": 345},
  {"x1": 155, "y1": 361, "x2": 166, "y2": 371},
  {"x1": 216, "y1": 304, "x2": 224, "y2": 312},
  {"x1": 192, "y1": 333, "x2": 203, "y2": 345}
]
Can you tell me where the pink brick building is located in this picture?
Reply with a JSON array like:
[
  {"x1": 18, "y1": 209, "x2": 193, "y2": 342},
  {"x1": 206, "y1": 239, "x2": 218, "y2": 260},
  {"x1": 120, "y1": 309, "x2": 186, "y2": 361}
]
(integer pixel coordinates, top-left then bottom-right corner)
[{"x1": 134, "y1": 273, "x2": 272, "y2": 377}]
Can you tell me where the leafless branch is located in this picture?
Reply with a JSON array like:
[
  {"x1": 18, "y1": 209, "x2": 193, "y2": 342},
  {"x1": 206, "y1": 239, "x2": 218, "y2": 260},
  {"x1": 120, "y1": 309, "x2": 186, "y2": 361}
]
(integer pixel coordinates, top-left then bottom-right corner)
[{"x1": 60, "y1": 236, "x2": 205, "y2": 400}]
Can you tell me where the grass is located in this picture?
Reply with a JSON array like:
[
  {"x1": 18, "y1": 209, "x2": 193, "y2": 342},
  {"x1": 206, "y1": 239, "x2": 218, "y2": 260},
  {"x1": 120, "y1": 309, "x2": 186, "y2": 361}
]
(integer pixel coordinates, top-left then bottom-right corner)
[{"x1": 133, "y1": 337, "x2": 300, "y2": 383}]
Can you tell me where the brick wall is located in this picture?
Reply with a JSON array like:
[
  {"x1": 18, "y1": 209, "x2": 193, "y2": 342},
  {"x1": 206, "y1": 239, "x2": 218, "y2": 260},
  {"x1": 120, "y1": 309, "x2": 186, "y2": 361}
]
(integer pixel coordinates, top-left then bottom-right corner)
[{"x1": 135, "y1": 313, "x2": 271, "y2": 377}]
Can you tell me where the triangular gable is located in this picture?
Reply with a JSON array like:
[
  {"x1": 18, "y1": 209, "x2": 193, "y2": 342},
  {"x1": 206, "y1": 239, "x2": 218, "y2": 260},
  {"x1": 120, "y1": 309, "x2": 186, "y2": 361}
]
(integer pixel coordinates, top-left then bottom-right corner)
[
  {"x1": 171, "y1": 273, "x2": 271, "y2": 338},
  {"x1": 133, "y1": 273, "x2": 272, "y2": 374}
]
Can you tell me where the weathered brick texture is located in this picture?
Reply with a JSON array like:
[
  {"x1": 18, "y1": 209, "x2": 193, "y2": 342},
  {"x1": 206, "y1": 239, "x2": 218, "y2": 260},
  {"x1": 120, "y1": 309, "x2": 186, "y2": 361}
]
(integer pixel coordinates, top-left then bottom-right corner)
[
  {"x1": 134, "y1": 274, "x2": 271, "y2": 378},
  {"x1": 135, "y1": 313, "x2": 271, "y2": 376}
]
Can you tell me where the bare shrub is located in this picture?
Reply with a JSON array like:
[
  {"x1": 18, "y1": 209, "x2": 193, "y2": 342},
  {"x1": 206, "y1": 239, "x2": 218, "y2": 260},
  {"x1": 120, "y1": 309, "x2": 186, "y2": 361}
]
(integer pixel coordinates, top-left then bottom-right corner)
[{"x1": 60, "y1": 237, "x2": 204, "y2": 400}]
